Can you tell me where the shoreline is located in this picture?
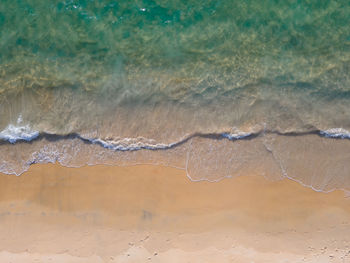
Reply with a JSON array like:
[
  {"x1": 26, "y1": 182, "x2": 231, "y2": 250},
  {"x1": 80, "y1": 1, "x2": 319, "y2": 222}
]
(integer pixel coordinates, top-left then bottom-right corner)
[
  {"x1": 2, "y1": 132, "x2": 350, "y2": 191},
  {"x1": 0, "y1": 163, "x2": 350, "y2": 262}
]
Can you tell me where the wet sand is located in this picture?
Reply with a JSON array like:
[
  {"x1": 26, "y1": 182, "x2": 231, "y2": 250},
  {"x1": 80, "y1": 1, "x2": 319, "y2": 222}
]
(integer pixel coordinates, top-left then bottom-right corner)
[{"x1": 0, "y1": 163, "x2": 350, "y2": 262}]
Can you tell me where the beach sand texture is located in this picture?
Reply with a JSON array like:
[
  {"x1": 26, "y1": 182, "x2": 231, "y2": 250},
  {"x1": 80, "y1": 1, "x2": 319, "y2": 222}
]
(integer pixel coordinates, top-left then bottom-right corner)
[{"x1": 0, "y1": 163, "x2": 350, "y2": 262}]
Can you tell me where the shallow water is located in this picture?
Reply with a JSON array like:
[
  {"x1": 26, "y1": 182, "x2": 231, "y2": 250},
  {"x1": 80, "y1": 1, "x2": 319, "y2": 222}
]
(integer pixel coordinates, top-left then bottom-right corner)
[{"x1": 1, "y1": 0, "x2": 350, "y2": 190}]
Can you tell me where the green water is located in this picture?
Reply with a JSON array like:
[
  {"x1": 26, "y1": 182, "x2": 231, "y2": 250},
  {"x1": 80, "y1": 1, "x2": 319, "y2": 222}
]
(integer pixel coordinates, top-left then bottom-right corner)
[
  {"x1": 1, "y1": 0, "x2": 350, "y2": 100},
  {"x1": 1, "y1": 1, "x2": 350, "y2": 188},
  {"x1": 1, "y1": 0, "x2": 350, "y2": 135}
]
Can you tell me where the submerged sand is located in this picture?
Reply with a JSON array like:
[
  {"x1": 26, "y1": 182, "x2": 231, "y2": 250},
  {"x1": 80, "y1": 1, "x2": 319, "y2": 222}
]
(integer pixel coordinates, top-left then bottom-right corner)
[{"x1": 0, "y1": 163, "x2": 350, "y2": 262}]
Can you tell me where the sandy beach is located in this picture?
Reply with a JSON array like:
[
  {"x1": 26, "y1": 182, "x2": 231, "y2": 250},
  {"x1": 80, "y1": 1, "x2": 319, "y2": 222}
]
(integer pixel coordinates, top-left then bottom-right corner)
[{"x1": 0, "y1": 163, "x2": 350, "y2": 262}]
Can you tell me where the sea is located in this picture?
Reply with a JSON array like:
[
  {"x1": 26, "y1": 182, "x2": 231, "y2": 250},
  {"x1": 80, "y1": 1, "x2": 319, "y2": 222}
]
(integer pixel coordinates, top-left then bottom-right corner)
[{"x1": 1, "y1": 0, "x2": 350, "y2": 191}]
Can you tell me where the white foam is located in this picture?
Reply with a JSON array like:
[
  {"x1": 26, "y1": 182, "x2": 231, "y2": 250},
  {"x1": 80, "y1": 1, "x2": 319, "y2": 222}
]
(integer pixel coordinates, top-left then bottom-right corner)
[
  {"x1": 86, "y1": 129, "x2": 256, "y2": 151},
  {"x1": 222, "y1": 131, "x2": 252, "y2": 140},
  {"x1": 0, "y1": 116, "x2": 39, "y2": 143},
  {"x1": 86, "y1": 137, "x2": 177, "y2": 151},
  {"x1": 320, "y1": 128, "x2": 350, "y2": 139}
]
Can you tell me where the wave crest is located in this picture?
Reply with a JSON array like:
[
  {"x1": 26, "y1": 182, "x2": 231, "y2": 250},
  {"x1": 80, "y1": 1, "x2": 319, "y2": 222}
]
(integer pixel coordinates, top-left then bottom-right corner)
[
  {"x1": 0, "y1": 116, "x2": 39, "y2": 143},
  {"x1": 320, "y1": 128, "x2": 350, "y2": 139}
]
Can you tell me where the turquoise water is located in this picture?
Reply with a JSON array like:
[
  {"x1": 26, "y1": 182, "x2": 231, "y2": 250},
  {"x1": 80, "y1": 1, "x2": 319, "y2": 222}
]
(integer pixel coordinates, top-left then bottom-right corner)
[{"x1": 1, "y1": 1, "x2": 350, "y2": 190}]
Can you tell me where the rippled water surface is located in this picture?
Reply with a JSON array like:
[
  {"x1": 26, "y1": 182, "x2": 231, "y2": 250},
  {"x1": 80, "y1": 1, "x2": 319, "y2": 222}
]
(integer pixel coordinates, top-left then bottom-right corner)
[{"x1": 1, "y1": 0, "x2": 350, "y2": 191}]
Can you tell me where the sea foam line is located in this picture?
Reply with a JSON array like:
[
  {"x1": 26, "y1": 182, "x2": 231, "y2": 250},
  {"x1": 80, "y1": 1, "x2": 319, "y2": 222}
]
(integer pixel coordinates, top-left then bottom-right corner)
[
  {"x1": 319, "y1": 128, "x2": 350, "y2": 139},
  {"x1": 1, "y1": 118, "x2": 350, "y2": 150},
  {"x1": 82, "y1": 128, "x2": 259, "y2": 151},
  {"x1": 0, "y1": 116, "x2": 39, "y2": 143},
  {"x1": 84, "y1": 137, "x2": 179, "y2": 151},
  {"x1": 221, "y1": 132, "x2": 252, "y2": 140}
]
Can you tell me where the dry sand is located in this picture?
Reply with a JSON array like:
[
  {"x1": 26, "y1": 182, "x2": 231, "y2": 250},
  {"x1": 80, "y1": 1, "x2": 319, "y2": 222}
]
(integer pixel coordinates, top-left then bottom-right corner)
[{"x1": 0, "y1": 163, "x2": 350, "y2": 262}]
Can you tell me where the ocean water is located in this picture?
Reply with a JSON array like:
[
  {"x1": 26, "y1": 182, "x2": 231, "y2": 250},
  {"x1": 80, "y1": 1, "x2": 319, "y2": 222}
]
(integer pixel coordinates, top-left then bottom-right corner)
[{"x1": 1, "y1": 0, "x2": 350, "y2": 191}]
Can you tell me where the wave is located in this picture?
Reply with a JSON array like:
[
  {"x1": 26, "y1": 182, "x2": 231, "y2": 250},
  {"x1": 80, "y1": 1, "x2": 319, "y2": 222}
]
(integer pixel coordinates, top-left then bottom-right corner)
[
  {"x1": 86, "y1": 137, "x2": 179, "y2": 151},
  {"x1": 1, "y1": 120, "x2": 350, "y2": 150},
  {"x1": 84, "y1": 130, "x2": 257, "y2": 151},
  {"x1": 1, "y1": 123, "x2": 350, "y2": 192},
  {"x1": 0, "y1": 116, "x2": 39, "y2": 143},
  {"x1": 319, "y1": 128, "x2": 350, "y2": 139},
  {"x1": 221, "y1": 131, "x2": 253, "y2": 140}
]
